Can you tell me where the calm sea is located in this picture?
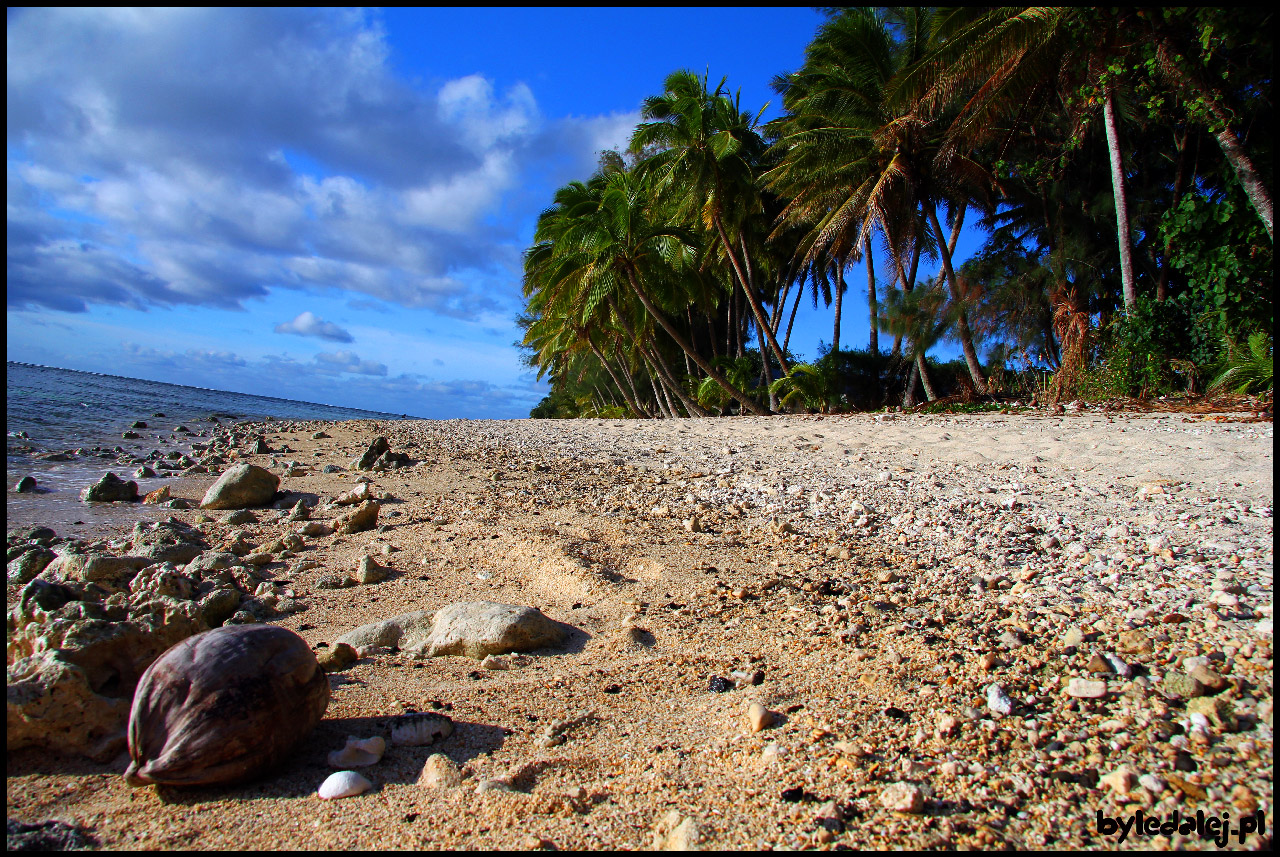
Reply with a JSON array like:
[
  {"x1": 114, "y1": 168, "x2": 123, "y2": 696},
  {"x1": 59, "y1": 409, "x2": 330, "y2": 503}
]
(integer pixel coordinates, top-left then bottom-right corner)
[{"x1": 6, "y1": 362, "x2": 412, "y2": 534}]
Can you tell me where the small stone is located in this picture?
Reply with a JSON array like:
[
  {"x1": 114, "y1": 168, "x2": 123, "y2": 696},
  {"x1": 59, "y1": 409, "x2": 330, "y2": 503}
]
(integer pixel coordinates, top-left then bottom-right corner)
[
  {"x1": 356, "y1": 555, "x2": 389, "y2": 584},
  {"x1": 142, "y1": 485, "x2": 171, "y2": 505},
  {"x1": 1162, "y1": 673, "x2": 1206, "y2": 699},
  {"x1": 1100, "y1": 764, "x2": 1136, "y2": 795},
  {"x1": 1188, "y1": 664, "x2": 1228, "y2": 693},
  {"x1": 879, "y1": 782, "x2": 924, "y2": 813},
  {"x1": 1066, "y1": 678, "x2": 1108, "y2": 699},
  {"x1": 1118, "y1": 630, "x2": 1153, "y2": 654},
  {"x1": 651, "y1": 810, "x2": 700, "y2": 850},
  {"x1": 986, "y1": 683, "x2": 1014, "y2": 716},
  {"x1": 745, "y1": 702, "x2": 775, "y2": 733},
  {"x1": 418, "y1": 753, "x2": 462, "y2": 789},
  {"x1": 1186, "y1": 696, "x2": 1237, "y2": 732},
  {"x1": 14, "y1": 475, "x2": 37, "y2": 493},
  {"x1": 1086, "y1": 654, "x2": 1112, "y2": 674},
  {"x1": 935, "y1": 714, "x2": 960, "y2": 739},
  {"x1": 1061, "y1": 627, "x2": 1085, "y2": 647},
  {"x1": 707, "y1": 675, "x2": 733, "y2": 693},
  {"x1": 316, "y1": 574, "x2": 356, "y2": 589},
  {"x1": 317, "y1": 642, "x2": 357, "y2": 671}
]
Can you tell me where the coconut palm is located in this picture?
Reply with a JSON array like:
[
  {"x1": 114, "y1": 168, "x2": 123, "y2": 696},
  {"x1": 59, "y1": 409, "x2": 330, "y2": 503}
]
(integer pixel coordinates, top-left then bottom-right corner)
[{"x1": 630, "y1": 69, "x2": 792, "y2": 378}]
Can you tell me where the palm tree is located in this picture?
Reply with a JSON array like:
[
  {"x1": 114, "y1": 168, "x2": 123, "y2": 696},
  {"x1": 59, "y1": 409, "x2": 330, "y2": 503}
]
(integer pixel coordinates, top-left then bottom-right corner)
[
  {"x1": 630, "y1": 69, "x2": 792, "y2": 378},
  {"x1": 527, "y1": 171, "x2": 770, "y2": 417},
  {"x1": 767, "y1": 7, "x2": 992, "y2": 394}
]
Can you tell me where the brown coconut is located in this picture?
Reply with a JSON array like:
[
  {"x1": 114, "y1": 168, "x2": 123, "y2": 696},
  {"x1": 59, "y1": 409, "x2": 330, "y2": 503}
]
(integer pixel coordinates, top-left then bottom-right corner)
[{"x1": 124, "y1": 624, "x2": 329, "y2": 787}]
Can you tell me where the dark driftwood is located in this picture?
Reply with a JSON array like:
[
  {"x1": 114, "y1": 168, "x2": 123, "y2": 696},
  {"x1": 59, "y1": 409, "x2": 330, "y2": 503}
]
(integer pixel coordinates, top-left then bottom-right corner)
[{"x1": 125, "y1": 625, "x2": 329, "y2": 787}]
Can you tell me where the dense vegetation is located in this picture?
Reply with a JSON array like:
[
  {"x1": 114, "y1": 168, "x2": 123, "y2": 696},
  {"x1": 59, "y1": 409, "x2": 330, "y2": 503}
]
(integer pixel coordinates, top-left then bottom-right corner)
[{"x1": 520, "y1": 7, "x2": 1272, "y2": 418}]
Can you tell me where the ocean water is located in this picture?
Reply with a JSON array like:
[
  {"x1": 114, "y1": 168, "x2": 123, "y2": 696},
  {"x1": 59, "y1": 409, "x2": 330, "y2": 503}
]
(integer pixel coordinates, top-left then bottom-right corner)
[{"x1": 6, "y1": 362, "x2": 411, "y2": 534}]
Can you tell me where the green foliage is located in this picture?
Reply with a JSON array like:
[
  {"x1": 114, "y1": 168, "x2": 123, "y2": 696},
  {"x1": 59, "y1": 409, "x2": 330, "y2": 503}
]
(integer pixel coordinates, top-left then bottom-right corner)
[
  {"x1": 1209, "y1": 332, "x2": 1273, "y2": 395},
  {"x1": 696, "y1": 353, "x2": 761, "y2": 414},
  {"x1": 1160, "y1": 185, "x2": 1273, "y2": 336},
  {"x1": 1080, "y1": 294, "x2": 1223, "y2": 398},
  {"x1": 768, "y1": 360, "x2": 843, "y2": 413},
  {"x1": 916, "y1": 401, "x2": 1015, "y2": 414}
]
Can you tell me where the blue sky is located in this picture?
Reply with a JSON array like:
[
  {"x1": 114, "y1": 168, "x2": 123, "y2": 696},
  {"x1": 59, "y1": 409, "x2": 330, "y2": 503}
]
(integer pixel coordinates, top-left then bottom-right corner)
[{"x1": 7, "y1": 8, "x2": 976, "y2": 418}]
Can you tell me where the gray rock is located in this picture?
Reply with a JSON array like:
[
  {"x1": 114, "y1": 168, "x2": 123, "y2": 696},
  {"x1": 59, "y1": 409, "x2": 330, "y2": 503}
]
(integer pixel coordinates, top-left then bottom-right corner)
[
  {"x1": 129, "y1": 519, "x2": 207, "y2": 564},
  {"x1": 356, "y1": 437, "x2": 391, "y2": 471},
  {"x1": 14, "y1": 475, "x2": 37, "y2": 493},
  {"x1": 7, "y1": 546, "x2": 56, "y2": 585},
  {"x1": 199, "y1": 463, "x2": 280, "y2": 510},
  {"x1": 1163, "y1": 673, "x2": 1206, "y2": 699},
  {"x1": 80, "y1": 473, "x2": 138, "y2": 503},
  {"x1": 335, "y1": 500, "x2": 379, "y2": 535},
  {"x1": 198, "y1": 588, "x2": 242, "y2": 627},
  {"x1": 336, "y1": 611, "x2": 434, "y2": 651},
  {"x1": 41, "y1": 552, "x2": 151, "y2": 589},
  {"x1": 356, "y1": 555, "x2": 389, "y2": 584},
  {"x1": 421, "y1": 601, "x2": 567, "y2": 659}
]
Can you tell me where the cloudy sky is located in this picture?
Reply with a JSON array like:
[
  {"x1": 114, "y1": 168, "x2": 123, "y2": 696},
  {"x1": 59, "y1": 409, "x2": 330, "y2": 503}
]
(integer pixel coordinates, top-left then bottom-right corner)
[{"x1": 10, "y1": 8, "x2": 962, "y2": 418}]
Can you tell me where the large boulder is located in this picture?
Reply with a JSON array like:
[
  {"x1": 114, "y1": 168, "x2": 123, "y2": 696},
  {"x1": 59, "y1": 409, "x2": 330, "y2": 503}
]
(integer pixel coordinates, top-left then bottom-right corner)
[
  {"x1": 421, "y1": 602, "x2": 567, "y2": 659},
  {"x1": 200, "y1": 464, "x2": 279, "y2": 510},
  {"x1": 80, "y1": 473, "x2": 138, "y2": 503},
  {"x1": 336, "y1": 610, "x2": 434, "y2": 651},
  {"x1": 7, "y1": 579, "x2": 208, "y2": 762}
]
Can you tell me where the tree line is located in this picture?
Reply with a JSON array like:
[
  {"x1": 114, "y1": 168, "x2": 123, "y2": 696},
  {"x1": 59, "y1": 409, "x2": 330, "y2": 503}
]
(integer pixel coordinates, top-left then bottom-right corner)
[{"x1": 520, "y1": 7, "x2": 1272, "y2": 418}]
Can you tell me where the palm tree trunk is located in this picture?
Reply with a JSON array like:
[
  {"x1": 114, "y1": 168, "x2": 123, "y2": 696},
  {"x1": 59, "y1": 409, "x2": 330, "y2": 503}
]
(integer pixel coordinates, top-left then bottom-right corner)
[
  {"x1": 925, "y1": 204, "x2": 988, "y2": 394},
  {"x1": 783, "y1": 264, "x2": 807, "y2": 356},
  {"x1": 740, "y1": 235, "x2": 777, "y2": 409},
  {"x1": 644, "y1": 361, "x2": 672, "y2": 418},
  {"x1": 902, "y1": 358, "x2": 919, "y2": 408},
  {"x1": 622, "y1": 269, "x2": 771, "y2": 416},
  {"x1": 916, "y1": 353, "x2": 937, "y2": 401},
  {"x1": 832, "y1": 257, "x2": 844, "y2": 355},
  {"x1": 589, "y1": 338, "x2": 646, "y2": 418},
  {"x1": 615, "y1": 342, "x2": 653, "y2": 416},
  {"x1": 1154, "y1": 40, "x2": 1273, "y2": 241},
  {"x1": 715, "y1": 216, "x2": 791, "y2": 374},
  {"x1": 865, "y1": 235, "x2": 879, "y2": 355},
  {"x1": 1103, "y1": 84, "x2": 1138, "y2": 310},
  {"x1": 608, "y1": 294, "x2": 711, "y2": 417},
  {"x1": 1157, "y1": 129, "x2": 1189, "y2": 302}
]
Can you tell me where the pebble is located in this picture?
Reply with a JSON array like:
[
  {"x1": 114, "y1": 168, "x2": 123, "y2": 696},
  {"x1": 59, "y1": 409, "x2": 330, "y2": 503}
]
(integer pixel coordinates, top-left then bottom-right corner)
[
  {"x1": 1162, "y1": 673, "x2": 1206, "y2": 699},
  {"x1": 418, "y1": 753, "x2": 462, "y2": 789},
  {"x1": 986, "y1": 683, "x2": 1014, "y2": 716},
  {"x1": 1066, "y1": 678, "x2": 1108, "y2": 699},
  {"x1": 745, "y1": 702, "x2": 775, "y2": 733},
  {"x1": 1188, "y1": 664, "x2": 1229, "y2": 692},
  {"x1": 878, "y1": 782, "x2": 924, "y2": 813}
]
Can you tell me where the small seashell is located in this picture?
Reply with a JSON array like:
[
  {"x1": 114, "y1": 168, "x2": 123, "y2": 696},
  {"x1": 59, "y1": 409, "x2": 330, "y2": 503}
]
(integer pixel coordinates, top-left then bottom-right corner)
[
  {"x1": 318, "y1": 770, "x2": 372, "y2": 799},
  {"x1": 390, "y1": 712, "x2": 454, "y2": 747},
  {"x1": 327, "y1": 736, "x2": 386, "y2": 767}
]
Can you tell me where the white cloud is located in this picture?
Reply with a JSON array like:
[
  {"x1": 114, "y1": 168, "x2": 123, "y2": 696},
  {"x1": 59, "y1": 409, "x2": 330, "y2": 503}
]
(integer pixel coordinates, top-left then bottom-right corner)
[
  {"x1": 274, "y1": 311, "x2": 353, "y2": 342},
  {"x1": 6, "y1": 7, "x2": 626, "y2": 320}
]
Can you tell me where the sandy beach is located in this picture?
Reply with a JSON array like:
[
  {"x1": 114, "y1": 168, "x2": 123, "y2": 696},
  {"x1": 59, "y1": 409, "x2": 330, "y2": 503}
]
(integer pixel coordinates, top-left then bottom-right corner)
[{"x1": 6, "y1": 410, "x2": 1273, "y2": 850}]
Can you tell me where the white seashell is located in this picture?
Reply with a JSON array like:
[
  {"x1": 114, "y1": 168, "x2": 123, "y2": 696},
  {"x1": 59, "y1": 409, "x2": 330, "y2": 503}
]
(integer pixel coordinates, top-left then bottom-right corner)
[
  {"x1": 327, "y1": 736, "x2": 386, "y2": 767},
  {"x1": 318, "y1": 770, "x2": 372, "y2": 799},
  {"x1": 390, "y1": 712, "x2": 455, "y2": 747}
]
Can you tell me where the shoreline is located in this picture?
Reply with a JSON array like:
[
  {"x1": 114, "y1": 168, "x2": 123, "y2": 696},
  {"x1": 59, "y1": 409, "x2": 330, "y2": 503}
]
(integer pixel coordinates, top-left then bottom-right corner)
[{"x1": 7, "y1": 412, "x2": 1273, "y2": 850}]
